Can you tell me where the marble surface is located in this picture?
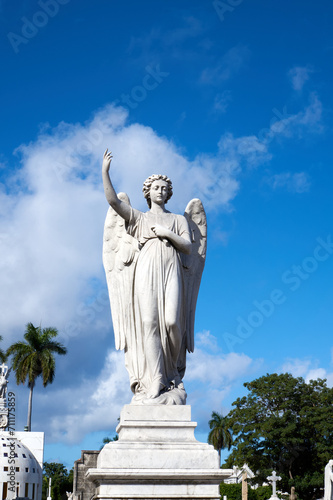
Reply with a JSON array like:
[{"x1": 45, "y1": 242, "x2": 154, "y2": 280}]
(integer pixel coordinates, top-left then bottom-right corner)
[
  {"x1": 87, "y1": 405, "x2": 232, "y2": 500},
  {"x1": 102, "y1": 152, "x2": 207, "y2": 403}
]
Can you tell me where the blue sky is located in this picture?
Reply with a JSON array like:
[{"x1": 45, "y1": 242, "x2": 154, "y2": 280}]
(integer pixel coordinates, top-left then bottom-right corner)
[{"x1": 1, "y1": 0, "x2": 333, "y2": 469}]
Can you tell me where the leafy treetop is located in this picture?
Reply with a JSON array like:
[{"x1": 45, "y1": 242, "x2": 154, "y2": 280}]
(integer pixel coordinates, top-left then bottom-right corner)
[{"x1": 224, "y1": 373, "x2": 333, "y2": 500}]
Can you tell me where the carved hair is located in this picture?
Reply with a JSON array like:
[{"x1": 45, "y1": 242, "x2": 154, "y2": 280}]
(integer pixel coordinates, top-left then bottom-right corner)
[{"x1": 142, "y1": 174, "x2": 173, "y2": 208}]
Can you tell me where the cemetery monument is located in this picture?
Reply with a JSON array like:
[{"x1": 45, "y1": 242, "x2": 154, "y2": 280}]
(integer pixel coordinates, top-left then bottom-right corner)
[
  {"x1": 81, "y1": 150, "x2": 231, "y2": 500},
  {"x1": 267, "y1": 471, "x2": 281, "y2": 500},
  {"x1": 102, "y1": 149, "x2": 207, "y2": 404}
]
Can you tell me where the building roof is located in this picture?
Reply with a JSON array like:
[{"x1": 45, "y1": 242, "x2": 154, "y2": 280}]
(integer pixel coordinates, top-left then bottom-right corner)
[
  {"x1": 0, "y1": 432, "x2": 42, "y2": 485},
  {"x1": 224, "y1": 463, "x2": 255, "y2": 484}
]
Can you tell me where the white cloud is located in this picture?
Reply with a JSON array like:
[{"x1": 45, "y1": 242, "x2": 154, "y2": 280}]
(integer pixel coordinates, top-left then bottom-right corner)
[
  {"x1": 163, "y1": 16, "x2": 203, "y2": 46},
  {"x1": 288, "y1": 65, "x2": 314, "y2": 91},
  {"x1": 188, "y1": 385, "x2": 231, "y2": 436},
  {"x1": 0, "y1": 104, "x2": 241, "y2": 346},
  {"x1": 32, "y1": 333, "x2": 261, "y2": 444},
  {"x1": 268, "y1": 92, "x2": 323, "y2": 139},
  {"x1": 1, "y1": 101, "x2": 283, "y2": 440},
  {"x1": 127, "y1": 17, "x2": 204, "y2": 65},
  {"x1": 186, "y1": 338, "x2": 263, "y2": 432},
  {"x1": 200, "y1": 44, "x2": 251, "y2": 84},
  {"x1": 213, "y1": 90, "x2": 232, "y2": 113},
  {"x1": 195, "y1": 330, "x2": 219, "y2": 351},
  {"x1": 268, "y1": 172, "x2": 311, "y2": 193},
  {"x1": 281, "y1": 358, "x2": 312, "y2": 377},
  {"x1": 307, "y1": 368, "x2": 333, "y2": 387},
  {"x1": 281, "y1": 357, "x2": 333, "y2": 387},
  {"x1": 305, "y1": 368, "x2": 327, "y2": 382},
  {"x1": 187, "y1": 348, "x2": 255, "y2": 386},
  {"x1": 33, "y1": 350, "x2": 131, "y2": 443},
  {"x1": 129, "y1": 17, "x2": 203, "y2": 50},
  {"x1": 205, "y1": 93, "x2": 323, "y2": 183},
  {"x1": 0, "y1": 94, "x2": 323, "y2": 347},
  {"x1": 218, "y1": 132, "x2": 271, "y2": 169},
  {"x1": 0, "y1": 97, "x2": 325, "y2": 451}
]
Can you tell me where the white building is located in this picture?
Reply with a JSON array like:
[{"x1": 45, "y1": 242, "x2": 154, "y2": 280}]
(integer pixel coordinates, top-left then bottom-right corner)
[
  {"x1": 0, "y1": 364, "x2": 44, "y2": 500},
  {"x1": 224, "y1": 463, "x2": 256, "y2": 485},
  {"x1": 0, "y1": 432, "x2": 44, "y2": 500}
]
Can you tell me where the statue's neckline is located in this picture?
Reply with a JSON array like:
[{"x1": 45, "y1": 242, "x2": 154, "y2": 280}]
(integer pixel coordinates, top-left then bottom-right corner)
[{"x1": 147, "y1": 210, "x2": 172, "y2": 216}]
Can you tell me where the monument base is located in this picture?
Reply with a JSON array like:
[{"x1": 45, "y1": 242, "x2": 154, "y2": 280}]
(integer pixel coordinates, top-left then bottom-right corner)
[{"x1": 86, "y1": 405, "x2": 231, "y2": 500}]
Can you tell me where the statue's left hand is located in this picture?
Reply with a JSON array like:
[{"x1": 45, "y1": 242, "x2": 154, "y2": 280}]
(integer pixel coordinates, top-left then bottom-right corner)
[{"x1": 151, "y1": 224, "x2": 170, "y2": 239}]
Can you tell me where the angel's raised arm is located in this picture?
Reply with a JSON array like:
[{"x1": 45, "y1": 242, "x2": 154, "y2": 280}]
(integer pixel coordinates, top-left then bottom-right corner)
[{"x1": 102, "y1": 149, "x2": 131, "y2": 221}]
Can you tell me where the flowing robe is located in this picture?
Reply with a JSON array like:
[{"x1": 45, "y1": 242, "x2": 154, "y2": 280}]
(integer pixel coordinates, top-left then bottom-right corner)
[{"x1": 125, "y1": 208, "x2": 191, "y2": 396}]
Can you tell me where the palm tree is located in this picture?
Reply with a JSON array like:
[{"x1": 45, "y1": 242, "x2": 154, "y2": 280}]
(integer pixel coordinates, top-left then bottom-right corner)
[
  {"x1": 0, "y1": 335, "x2": 7, "y2": 363},
  {"x1": 208, "y1": 411, "x2": 233, "y2": 466},
  {"x1": 6, "y1": 322, "x2": 67, "y2": 431}
]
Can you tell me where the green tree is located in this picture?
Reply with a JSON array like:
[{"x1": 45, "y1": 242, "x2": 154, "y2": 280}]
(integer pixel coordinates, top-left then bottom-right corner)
[
  {"x1": 43, "y1": 462, "x2": 73, "y2": 500},
  {"x1": 208, "y1": 411, "x2": 233, "y2": 466},
  {"x1": 253, "y1": 485, "x2": 272, "y2": 500},
  {"x1": 224, "y1": 373, "x2": 333, "y2": 500},
  {"x1": 100, "y1": 434, "x2": 119, "y2": 449},
  {"x1": 100, "y1": 418, "x2": 120, "y2": 449},
  {"x1": 219, "y1": 482, "x2": 259, "y2": 500},
  {"x1": 219, "y1": 483, "x2": 242, "y2": 500},
  {"x1": 6, "y1": 322, "x2": 67, "y2": 431}
]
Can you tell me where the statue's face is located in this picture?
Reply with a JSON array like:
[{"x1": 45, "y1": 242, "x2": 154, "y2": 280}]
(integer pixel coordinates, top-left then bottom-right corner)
[{"x1": 150, "y1": 180, "x2": 169, "y2": 205}]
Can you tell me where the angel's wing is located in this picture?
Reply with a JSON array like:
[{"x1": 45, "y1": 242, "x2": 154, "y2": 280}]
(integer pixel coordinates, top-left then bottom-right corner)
[
  {"x1": 102, "y1": 193, "x2": 139, "y2": 350},
  {"x1": 181, "y1": 198, "x2": 207, "y2": 353}
]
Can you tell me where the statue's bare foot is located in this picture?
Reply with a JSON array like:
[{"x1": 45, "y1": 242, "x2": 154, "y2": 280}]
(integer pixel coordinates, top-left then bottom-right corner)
[{"x1": 146, "y1": 380, "x2": 164, "y2": 399}]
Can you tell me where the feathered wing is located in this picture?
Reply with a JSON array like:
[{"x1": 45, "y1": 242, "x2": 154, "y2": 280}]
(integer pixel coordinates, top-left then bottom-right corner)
[
  {"x1": 102, "y1": 193, "x2": 139, "y2": 351},
  {"x1": 181, "y1": 198, "x2": 207, "y2": 353}
]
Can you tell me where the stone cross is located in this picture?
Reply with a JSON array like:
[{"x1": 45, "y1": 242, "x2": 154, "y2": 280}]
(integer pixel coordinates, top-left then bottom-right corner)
[
  {"x1": 267, "y1": 470, "x2": 281, "y2": 499},
  {"x1": 47, "y1": 477, "x2": 52, "y2": 500},
  {"x1": 242, "y1": 469, "x2": 248, "y2": 500},
  {"x1": 290, "y1": 486, "x2": 297, "y2": 500}
]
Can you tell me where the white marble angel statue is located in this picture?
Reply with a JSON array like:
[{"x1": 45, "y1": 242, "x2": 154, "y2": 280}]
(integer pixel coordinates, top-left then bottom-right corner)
[{"x1": 102, "y1": 149, "x2": 207, "y2": 405}]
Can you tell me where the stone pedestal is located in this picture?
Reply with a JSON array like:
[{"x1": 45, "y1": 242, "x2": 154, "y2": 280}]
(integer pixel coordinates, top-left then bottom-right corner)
[{"x1": 86, "y1": 405, "x2": 231, "y2": 500}]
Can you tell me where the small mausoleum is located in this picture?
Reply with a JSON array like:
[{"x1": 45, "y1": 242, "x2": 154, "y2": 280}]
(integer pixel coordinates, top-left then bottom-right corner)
[
  {"x1": 0, "y1": 432, "x2": 43, "y2": 500},
  {"x1": 0, "y1": 364, "x2": 44, "y2": 500}
]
